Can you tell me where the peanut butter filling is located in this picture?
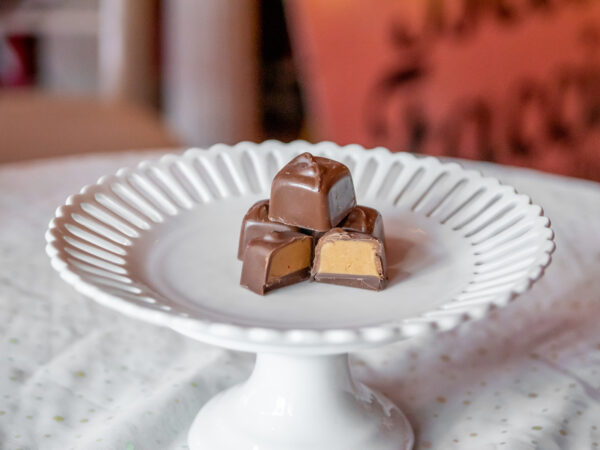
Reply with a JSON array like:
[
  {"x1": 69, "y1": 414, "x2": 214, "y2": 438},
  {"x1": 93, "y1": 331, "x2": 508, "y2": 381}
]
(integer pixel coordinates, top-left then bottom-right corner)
[
  {"x1": 268, "y1": 239, "x2": 312, "y2": 281},
  {"x1": 315, "y1": 240, "x2": 381, "y2": 276}
]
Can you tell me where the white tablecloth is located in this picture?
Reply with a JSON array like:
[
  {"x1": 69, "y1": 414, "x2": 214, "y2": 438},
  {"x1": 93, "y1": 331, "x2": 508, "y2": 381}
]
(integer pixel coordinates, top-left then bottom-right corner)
[{"x1": 1, "y1": 151, "x2": 599, "y2": 450}]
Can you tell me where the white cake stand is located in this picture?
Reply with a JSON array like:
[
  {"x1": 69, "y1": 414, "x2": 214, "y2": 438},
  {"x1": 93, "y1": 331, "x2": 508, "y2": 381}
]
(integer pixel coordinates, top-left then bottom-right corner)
[{"x1": 45, "y1": 141, "x2": 554, "y2": 450}]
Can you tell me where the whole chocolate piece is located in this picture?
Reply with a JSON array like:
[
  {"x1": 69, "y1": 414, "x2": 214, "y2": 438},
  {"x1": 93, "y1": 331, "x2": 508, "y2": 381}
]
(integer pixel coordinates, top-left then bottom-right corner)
[
  {"x1": 339, "y1": 205, "x2": 384, "y2": 242},
  {"x1": 240, "y1": 231, "x2": 313, "y2": 295},
  {"x1": 269, "y1": 153, "x2": 356, "y2": 231},
  {"x1": 311, "y1": 228, "x2": 387, "y2": 291},
  {"x1": 238, "y1": 200, "x2": 299, "y2": 260}
]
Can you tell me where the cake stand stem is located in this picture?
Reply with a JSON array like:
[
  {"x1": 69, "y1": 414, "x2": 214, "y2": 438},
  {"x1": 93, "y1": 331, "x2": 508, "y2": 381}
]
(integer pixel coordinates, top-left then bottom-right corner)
[{"x1": 188, "y1": 352, "x2": 414, "y2": 450}]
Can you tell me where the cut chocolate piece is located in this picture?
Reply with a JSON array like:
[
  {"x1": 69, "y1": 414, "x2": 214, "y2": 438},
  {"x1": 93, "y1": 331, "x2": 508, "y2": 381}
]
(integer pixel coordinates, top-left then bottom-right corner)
[
  {"x1": 311, "y1": 228, "x2": 387, "y2": 291},
  {"x1": 240, "y1": 231, "x2": 313, "y2": 295},
  {"x1": 339, "y1": 205, "x2": 384, "y2": 242},
  {"x1": 238, "y1": 200, "x2": 299, "y2": 260},
  {"x1": 269, "y1": 152, "x2": 356, "y2": 231}
]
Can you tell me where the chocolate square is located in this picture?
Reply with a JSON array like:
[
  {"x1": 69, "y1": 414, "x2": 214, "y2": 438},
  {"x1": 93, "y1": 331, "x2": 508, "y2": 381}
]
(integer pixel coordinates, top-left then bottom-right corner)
[
  {"x1": 311, "y1": 228, "x2": 387, "y2": 291},
  {"x1": 269, "y1": 153, "x2": 356, "y2": 231},
  {"x1": 240, "y1": 231, "x2": 313, "y2": 295},
  {"x1": 238, "y1": 199, "x2": 299, "y2": 260},
  {"x1": 339, "y1": 205, "x2": 384, "y2": 242}
]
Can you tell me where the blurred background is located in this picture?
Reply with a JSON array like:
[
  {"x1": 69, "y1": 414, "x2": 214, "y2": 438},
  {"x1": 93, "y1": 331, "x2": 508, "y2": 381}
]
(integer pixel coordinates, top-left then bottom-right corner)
[{"x1": 1, "y1": 0, "x2": 599, "y2": 181}]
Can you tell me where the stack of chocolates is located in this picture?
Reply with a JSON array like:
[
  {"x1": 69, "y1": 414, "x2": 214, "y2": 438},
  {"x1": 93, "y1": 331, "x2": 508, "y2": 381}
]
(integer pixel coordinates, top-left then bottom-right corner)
[{"x1": 238, "y1": 153, "x2": 387, "y2": 295}]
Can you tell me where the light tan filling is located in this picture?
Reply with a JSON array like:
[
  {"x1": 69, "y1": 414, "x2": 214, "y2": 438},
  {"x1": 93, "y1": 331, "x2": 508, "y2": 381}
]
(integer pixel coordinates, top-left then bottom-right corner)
[
  {"x1": 316, "y1": 241, "x2": 379, "y2": 276},
  {"x1": 268, "y1": 239, "x2": 311, "y2": 282}
]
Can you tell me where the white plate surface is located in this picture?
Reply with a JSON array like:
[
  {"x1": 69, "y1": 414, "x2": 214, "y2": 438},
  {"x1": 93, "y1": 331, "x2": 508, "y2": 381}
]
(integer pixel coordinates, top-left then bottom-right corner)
[{"x1": 46, "y1": 141, "x2": 554, "y2": 353}]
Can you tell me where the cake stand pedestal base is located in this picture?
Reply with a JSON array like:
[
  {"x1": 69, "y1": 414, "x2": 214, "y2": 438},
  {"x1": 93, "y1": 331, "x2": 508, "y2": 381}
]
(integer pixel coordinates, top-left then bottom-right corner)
[{"x1": 188, "y1": 353, "x2": 414, "y2": 450}]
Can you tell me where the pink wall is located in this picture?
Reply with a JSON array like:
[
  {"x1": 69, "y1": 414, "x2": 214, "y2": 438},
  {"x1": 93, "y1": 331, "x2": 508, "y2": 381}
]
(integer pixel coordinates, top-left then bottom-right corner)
[{"x1": 288, "y1": 0, "x2": 600, "y2": 180}]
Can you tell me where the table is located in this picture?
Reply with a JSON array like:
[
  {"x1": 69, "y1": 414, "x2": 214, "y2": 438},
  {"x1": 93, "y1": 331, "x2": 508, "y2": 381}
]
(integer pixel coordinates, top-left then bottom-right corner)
[
  {"x1": 1, "y1": 150, "x2": 599, "y2": 449},
  {"x1": 0, "y1": 91, "x2": 180, "y2": 164}
]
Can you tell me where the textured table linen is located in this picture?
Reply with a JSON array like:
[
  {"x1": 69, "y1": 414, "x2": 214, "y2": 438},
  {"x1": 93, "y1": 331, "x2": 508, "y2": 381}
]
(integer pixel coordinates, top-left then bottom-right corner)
[{"x1": 0, "y1": 150, "x2": 599, "y2": 450}]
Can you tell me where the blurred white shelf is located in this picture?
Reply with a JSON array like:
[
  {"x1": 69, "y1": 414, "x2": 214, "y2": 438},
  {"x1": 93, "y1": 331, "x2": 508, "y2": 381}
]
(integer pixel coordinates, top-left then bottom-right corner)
[{"x1": 0, "y1": 7, "x2": 99, "y2": 37}]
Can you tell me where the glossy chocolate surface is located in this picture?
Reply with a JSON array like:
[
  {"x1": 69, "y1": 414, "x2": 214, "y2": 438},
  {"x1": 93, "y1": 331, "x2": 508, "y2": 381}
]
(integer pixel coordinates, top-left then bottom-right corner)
[
  {"x1": 237, "y1": 199, "x2": 299, "y2": 260},
  {"x1": 299, "y1": 228, "x2": 326, "y2": 251},
  {"x1": 269, "y1": 153, "x2": 356, "y2": 231},
  {"x1": 240, "y1": 231, "x2": 312, "y2": 295},
  {"x1": 311, "y1": 228, "x2": 387, "y2": 291},
  {"x1": 339, "y1": 205, "x2": 384, "y2": 242},
  {"x1": 312, "y1": 273, "x2": 386, "y2": 291}
]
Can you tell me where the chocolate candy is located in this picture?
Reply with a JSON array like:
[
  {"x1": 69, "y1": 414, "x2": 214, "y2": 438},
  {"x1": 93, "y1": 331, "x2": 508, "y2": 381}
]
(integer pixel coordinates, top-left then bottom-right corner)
[
  {"x1": 298, "y1": 228, "x2": 326, "y2": 251},
  {"x1": 238, "y1": 200, "x2": 299, "y2": 260},
  {"x1": 269, "y1": 153, "x2": 356, "y2": 231},
  {"x1": 240, "y1": 231, "x2": 313, "y2": 295},
  {"x1": 339, "y1": 205, "x2": 384, "y2": 242},
  {"x1": 311, "y1": 228, "x2": 387, "y2": 291}
]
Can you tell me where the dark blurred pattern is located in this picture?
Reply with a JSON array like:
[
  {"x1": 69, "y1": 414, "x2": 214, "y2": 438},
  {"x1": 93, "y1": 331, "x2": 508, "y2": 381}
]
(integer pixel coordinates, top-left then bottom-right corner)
[{"x1": 286, "y1": 0, "x2": 600, "y2": 181}]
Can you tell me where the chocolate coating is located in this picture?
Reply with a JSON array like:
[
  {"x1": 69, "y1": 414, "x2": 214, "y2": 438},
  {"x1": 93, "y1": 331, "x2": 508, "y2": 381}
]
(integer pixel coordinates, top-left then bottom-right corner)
[
  {"x1": 311, "y1": 228, "x2": 387, "y2": 291},
  {"x1": 339, "y1": 205, "x2": 384, "y2": 242},
  {"x1": 269, "y1": 153, "x2": 356, "y2": 231},
  {"x1": 240, "y1": 231, "x2": 312, "y2": 295},
  {"x1": 299, "y1": 228, "x2": 327, "y2": 252},
  {"x1": 238, "y1": 199, "x2": 299, "y2": 260},
  {"x1": 313, "y1": 273, "x2": 386, "y2": 291}
]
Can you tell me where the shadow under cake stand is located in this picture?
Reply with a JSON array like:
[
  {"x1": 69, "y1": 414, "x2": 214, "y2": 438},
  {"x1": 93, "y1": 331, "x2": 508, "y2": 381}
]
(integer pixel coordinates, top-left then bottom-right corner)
[{"x1": 45, "y1": 141, "x2": 555, "y2": 450}]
